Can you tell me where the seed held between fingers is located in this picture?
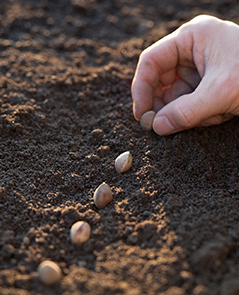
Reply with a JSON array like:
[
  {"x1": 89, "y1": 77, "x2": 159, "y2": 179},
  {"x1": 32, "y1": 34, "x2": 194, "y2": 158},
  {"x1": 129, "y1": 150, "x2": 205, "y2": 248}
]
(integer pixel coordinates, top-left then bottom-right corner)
[
  {"x1": 115, "y1": 151, "x2": 133, "y2": 173},
  {"x1": 38, "y1": 260, "x2": 62, "y2": 285},
  {"x1": 140, "y1": 110, "x2": 156, "y2": 131},
  {"x1": 93, "y1": 182, "x2": 113, "y2": 209},
  {"x1": 70, "y1": 221, "x2": 91, "y2": 244}
]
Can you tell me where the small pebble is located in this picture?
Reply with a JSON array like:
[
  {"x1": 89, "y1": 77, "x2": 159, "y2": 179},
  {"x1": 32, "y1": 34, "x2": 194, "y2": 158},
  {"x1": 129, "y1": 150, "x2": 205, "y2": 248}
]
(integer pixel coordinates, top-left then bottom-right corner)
[
  {"x1": 140, "y1": 110, "x2": 156, "y2": 131},
  {"x1": 38, "y1": 260, "x2": 62, "y2": 285},
  {"x1": 93, "y1": 182, "x2": 113, "y2": 209},
  {"x1": 70, "y1": 221, "x2": 91, "y2": 244},
  {"x1": 115, "y1": 151, "x2": 132, "y2": 173}
]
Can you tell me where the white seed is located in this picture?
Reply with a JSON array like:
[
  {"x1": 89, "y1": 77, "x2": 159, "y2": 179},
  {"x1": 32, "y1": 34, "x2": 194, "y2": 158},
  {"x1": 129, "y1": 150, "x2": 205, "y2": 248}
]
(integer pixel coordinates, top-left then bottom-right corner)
[
  {"x1": 70, "y1": 221, "x2": 91, "y2": 244},
  {"x1": 115, "y1": 151, "x2": 132, "y2": 173},
  {"x1": 38, "y1": 260, "x2": 62, "y2": 285},
  {"x1": 93, "y1": 182, "x2": 113, "y2": 209},
  {"x1": 140, "y1": 110, "x2": 156, "y2": 131}
]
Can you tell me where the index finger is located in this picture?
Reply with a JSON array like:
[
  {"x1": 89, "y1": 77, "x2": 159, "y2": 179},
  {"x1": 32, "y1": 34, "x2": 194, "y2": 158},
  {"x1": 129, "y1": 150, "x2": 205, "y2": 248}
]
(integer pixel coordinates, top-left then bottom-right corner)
[{"x1": 131, "y1": 29, "x2": 193, "y2": 120}]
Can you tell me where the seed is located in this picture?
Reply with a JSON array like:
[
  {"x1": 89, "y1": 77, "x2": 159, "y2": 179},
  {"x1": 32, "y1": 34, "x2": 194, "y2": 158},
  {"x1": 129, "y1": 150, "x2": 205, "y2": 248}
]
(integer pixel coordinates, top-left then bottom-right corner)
[
  {"x1": 115, "y1": 151, "x2": 132, "y2": 173},
  {"x1": 140, "y1": 110, "x2": 156, "y2": 131},
  {"x1": 93, "y1": 182, "x2": 113, "y2": 209},
  {"x1": 38, "y1": 260, "x2": 62, "y2": 285},
  {"x1": 70, "y1": 221, "x2": 91, "y2": 244}
]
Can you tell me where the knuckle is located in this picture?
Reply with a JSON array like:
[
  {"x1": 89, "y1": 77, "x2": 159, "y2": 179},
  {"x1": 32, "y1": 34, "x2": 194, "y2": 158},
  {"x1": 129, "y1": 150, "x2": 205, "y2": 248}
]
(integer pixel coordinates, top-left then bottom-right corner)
[{"x1": 175, "y1": 103, "x2": 195, "y2": 128}]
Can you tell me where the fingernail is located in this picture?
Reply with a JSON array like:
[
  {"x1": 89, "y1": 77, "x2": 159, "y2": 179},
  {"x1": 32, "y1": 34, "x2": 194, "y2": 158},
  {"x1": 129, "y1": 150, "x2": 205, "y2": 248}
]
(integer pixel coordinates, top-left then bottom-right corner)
[
  {"x1": 153, "y1": 115, "x2": 176, "y2": 135},
  {"x1": 133, "y1": 102, "x2": 140, "y2": 121}
]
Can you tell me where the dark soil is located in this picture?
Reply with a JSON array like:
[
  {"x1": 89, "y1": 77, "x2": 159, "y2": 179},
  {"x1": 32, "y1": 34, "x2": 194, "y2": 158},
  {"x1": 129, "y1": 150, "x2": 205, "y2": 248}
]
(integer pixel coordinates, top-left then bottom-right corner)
[{"x1": 1, "y1": 0, "x2": 239, "y2": 294}]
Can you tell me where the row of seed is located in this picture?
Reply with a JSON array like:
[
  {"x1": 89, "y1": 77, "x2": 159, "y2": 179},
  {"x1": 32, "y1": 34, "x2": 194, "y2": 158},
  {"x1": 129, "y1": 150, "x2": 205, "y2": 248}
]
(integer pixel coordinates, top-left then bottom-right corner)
[
  {"x1": 37, "y1": 110, "x2": 156, "y2": 284},
  {"x1": 38, "y1": 151, "x2": 133, "y2": 285}
]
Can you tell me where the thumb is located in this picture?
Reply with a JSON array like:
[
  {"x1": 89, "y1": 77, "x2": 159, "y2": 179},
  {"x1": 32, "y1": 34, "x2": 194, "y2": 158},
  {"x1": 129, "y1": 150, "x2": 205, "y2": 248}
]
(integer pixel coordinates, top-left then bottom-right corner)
[{"x1": 152, "y1": 87, "x2": 225, "y2": 135}]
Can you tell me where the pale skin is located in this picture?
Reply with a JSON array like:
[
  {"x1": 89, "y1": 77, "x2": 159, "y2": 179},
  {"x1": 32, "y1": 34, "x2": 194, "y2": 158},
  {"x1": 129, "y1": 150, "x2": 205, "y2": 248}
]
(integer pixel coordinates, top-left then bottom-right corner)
[{"x1": 132, "y1": 14, "x2": 239, "y2": 135}]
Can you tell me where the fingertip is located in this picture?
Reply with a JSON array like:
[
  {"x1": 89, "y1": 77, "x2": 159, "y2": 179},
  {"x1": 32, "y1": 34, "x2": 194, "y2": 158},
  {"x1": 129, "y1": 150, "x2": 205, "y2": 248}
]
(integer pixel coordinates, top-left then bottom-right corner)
[
  {"x1": 133, "y1": 102, "x2": 140, "y2": 121},
  {"x1": 153, "y1": 115, "x2": 177, "y2": 136}
]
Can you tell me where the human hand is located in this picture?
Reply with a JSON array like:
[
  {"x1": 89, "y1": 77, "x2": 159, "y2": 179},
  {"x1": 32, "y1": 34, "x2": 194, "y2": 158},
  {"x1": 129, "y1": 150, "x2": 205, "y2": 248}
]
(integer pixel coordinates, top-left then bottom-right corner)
[{"x1": 131, "y1": 15, "x2": 239, "y2": 135}]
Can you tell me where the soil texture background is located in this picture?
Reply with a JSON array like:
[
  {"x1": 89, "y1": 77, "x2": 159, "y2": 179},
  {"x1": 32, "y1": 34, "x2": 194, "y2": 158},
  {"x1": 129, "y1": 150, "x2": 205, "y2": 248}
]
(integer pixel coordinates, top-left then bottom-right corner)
[{"x1": 0, "y1": 0, "x2": 239, "y2": 294}]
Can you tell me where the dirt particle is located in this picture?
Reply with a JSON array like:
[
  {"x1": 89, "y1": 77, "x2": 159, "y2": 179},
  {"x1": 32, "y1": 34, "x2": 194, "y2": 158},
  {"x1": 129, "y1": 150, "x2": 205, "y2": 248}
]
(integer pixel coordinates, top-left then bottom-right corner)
[
  {"x1": 98, "y1": 145, "x2": 110, "y2": 157},
  {"x1": 221, "y1": 278, "x2": 239, "y2": 295},
  {"x1": 193, "y1": 285, "x2": 211, "y2": 295}
]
